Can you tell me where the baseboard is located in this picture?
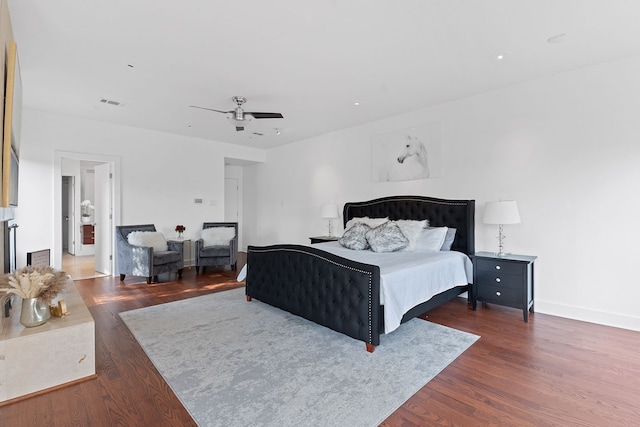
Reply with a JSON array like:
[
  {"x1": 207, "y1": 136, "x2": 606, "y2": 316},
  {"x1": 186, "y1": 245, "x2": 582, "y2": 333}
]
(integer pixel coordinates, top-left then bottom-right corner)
[{"x1": 535, "y1": 300, "x2": 640, "y2": 332}]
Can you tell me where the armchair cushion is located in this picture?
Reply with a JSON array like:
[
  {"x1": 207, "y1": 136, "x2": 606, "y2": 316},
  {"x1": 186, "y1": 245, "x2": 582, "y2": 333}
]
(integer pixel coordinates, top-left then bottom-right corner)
[
  {"x1": 200, "y1": 246, "x2": 231, "y2": 257},
  {"x1": 202, "y1": 227, "x2": 236, "y2": 247},
  {"x1": 154, "y1": 250, "x2": 182, "y2": 265},
  {"x1": 127, "y1": 231, "x2": 168, "y2": 252}
]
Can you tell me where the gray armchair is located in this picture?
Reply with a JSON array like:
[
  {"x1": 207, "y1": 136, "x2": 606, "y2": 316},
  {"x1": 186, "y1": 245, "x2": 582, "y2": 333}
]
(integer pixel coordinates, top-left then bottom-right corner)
[
  {"x1": 195, "y1": 222, "x2": 238, "y2": 273},
  {"x1": 115, "y1": 224, "x2": 184, "y2": 284}
]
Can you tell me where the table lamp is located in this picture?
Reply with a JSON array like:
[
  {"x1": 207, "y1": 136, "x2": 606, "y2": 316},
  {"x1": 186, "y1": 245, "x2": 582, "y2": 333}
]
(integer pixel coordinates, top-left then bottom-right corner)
[
  {"x1": 483, "y1": 200, "x2": 521, "y2": 255},
  {"x1": 321, "y1": 203, "x2": 338, "y2": 237}
]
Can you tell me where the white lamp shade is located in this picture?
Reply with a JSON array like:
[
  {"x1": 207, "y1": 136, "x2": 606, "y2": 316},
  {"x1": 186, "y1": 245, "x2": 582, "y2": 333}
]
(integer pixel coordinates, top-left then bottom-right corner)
[
  {"x1": 483, "y1": 200, "x2": 521, "y2": 225},
  {"x1": 321, "y1": 203, "x2": 338, "y2": 219}
]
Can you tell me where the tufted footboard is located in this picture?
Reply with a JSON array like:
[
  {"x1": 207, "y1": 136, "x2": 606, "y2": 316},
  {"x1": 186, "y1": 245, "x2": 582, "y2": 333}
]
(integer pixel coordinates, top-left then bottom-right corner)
[{"x1": 245, "y1": 244, "x2": 381, "y2": 352}]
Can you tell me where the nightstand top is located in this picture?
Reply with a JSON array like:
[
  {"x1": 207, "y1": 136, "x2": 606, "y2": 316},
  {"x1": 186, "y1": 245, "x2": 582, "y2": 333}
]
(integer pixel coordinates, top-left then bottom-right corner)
[
  {"x1": 167, "y1": 238, "x2": 191, "y2": 244},
  {"x1": 472, "y1": 251, "x2": 537, "y2": 263},
  {"x1": 309, "y1": 236, "x2": 340, "y2": 241}
]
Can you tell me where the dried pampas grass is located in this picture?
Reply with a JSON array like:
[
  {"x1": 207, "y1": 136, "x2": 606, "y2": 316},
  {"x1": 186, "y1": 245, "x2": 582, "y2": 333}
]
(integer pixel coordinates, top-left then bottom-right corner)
[{"x1": 0, "y1": 266, "x2": 68, "y2": 304}]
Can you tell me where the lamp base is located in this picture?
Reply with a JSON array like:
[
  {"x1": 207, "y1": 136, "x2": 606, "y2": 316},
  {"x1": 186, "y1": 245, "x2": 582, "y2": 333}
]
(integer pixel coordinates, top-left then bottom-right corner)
[{"x1": 496, "y1": 224, "x2": 507, "y2": 256}]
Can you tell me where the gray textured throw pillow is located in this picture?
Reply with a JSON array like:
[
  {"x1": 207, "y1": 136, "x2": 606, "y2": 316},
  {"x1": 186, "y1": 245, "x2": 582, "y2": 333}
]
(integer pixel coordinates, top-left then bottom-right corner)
[
  {"x1": 338, "y1": 223, "x2": 371, "y2": 250},
  {"x1": 365, "y1": 221, "x2": 409, "y2": 253}
]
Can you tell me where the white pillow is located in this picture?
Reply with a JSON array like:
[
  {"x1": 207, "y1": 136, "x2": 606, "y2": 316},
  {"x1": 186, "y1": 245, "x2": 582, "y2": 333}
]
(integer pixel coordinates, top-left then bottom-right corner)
[
  {"x1": 395, "y1": 219, "x2": 428, "y2": 251},
  {"x1": 202, "y1": 227, "x2": 236, "y2": 247},
  {"x1": 440, "y1": 228, "x2": 457, "y2": 251},
  {"x1": 344, "y1": 216, "x2": 389, "y2": 231},
  {"x1": 415, "y1": 227, "x2": 448, "y2": 252},
  {"x1": 127, "y1": 231, "x2": 168, "y2": 252}
]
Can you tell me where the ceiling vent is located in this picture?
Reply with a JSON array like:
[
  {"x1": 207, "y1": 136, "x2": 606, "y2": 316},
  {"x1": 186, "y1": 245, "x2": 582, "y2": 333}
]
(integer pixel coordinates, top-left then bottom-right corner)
[{"x1": 99, "y1": 98, "x2": 121, "y2": 106}]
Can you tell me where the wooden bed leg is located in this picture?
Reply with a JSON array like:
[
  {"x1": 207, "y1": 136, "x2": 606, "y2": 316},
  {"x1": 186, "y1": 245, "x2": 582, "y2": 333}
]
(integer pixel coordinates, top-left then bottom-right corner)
[
  {"x1": 246, "y1": 295, "x2": 252, "y2": 302},
  {"x1": 366, "y1": 343, "x2": 375, "y2": 353}
]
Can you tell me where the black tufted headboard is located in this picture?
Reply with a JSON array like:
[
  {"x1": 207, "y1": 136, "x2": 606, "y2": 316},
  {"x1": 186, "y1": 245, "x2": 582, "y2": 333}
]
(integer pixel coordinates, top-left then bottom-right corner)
[{"x1": 343, "y1": 195, "x2": 475, "y2": 256}]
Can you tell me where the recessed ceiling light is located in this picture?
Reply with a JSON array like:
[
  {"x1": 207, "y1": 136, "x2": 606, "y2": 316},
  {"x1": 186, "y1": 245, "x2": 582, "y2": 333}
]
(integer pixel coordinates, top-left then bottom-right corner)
[
  {"x1": 547, "y1": 33, "x2": 567, "y2": 44},
  {"x1": 353, "y1": 101, "x2": 360, "y2": 106},
  {"x1": 494, "y1": 51, "x2": 511, "y2": 61}
]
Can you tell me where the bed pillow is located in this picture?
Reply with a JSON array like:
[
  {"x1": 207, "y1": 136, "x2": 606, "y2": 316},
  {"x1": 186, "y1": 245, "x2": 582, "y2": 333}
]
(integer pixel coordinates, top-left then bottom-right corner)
[
  {"x1": 395, "y1": 219, "x2": 428, "y2": 251},
  {"x1": 344, "y1": 216, "x2": 389, "y2": 231},
  {"x1": 128, "y1": 231, "x2": 168, "y2": 252},
  {"x1": 202, "y1": 227, "x2": 236, "y2": 247},
  {"x1": 440, "y1": 227, "x2": 457, "y2": 251},
  {"x1": 415, "y1": 227, "x2": 448, "y2": 252},
  {"x1": 338, "y1": 223, "x2": 371, "y2": 250},
  {"x1": 365, "y1": 221, "x2": 409, "y2": 253}
]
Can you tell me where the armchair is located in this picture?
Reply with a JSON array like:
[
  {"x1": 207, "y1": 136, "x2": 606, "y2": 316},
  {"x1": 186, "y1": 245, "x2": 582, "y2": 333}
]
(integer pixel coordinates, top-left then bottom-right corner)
[
  {"x1": 115, "y1": 224, "x2": 184, "y2": 284},
  {"x1": 195, "y1": 222, "x2": 238, "y2": 273}
]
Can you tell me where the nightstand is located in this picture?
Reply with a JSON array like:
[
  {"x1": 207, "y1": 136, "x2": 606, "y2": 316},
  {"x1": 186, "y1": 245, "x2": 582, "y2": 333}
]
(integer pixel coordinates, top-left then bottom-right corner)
[
  {"x1": 168, "y1": 238, "x2": 192, "y2": 268},
  {"x1": 309, "y1": 236, "x2": 340, "y2": 244},
  {"x1": 472, "y1": 251, "x2": 537, "y2": 322}
]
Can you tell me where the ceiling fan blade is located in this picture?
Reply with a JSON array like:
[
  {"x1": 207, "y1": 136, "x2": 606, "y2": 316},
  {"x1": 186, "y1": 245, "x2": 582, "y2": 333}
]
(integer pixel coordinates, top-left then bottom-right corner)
[
  {"x1": 246, "y1": 112, "x2": 284, "y2": 119},
  {"x1": 189, "y1": 105, "x2": 231, "y2": 114},
  {"x1": 235, "y1": 126, "x2": 245, "y2": 132}
]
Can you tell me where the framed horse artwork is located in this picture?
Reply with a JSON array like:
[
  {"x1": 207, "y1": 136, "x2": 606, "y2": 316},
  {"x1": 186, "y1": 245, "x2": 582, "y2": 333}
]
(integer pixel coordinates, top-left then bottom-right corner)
[{"x1": 371, "y1": 122, "x2": 442, "y2": 182}]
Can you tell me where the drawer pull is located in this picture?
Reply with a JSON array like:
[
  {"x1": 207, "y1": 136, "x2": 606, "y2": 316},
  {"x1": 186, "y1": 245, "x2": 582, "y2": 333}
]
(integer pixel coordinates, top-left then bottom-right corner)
[
  {"x1": 496, "y1": 291, "x2": 501, "y2": 296},
  {"x1": 495, "y1": 265, "x2": 501, "y2": 270},
  {"x1": 495, "y1": 277, "x2": 501, "y2": 283}
]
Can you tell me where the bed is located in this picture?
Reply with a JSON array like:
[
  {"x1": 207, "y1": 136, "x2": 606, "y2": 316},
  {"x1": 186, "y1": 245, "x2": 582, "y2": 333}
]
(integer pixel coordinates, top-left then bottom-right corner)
[{"x1": 245, "y1": 195, "x2": 475, "y2": 352}]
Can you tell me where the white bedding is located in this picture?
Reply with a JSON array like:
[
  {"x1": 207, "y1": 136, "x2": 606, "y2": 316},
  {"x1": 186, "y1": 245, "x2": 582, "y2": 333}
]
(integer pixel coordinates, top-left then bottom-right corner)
[{"x1": 314, "y1": 241, "x2": 473, "y2": 334}]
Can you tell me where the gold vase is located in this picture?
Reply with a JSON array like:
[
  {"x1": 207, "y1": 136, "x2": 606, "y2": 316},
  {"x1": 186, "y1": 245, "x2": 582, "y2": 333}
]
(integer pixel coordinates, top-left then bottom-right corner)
[{"x1": 20, "y1": 297, "x2": 51, "y2": 328}]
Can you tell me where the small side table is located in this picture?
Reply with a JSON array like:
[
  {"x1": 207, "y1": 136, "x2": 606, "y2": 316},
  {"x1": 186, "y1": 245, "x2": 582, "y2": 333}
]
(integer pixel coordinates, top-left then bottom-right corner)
[
  {"x1": 309, "y1": 236, "x2": 340, "y2": 244},
  {"x1": 472, "y1": 251, "x2": 537, "y2": 322},
  {"x1": 169, "y1": 238, "x2": 192, "y2": 268}
]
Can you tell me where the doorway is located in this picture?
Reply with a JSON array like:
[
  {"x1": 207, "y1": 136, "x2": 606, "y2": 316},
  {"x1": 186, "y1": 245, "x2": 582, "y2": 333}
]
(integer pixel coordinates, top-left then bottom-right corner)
[
  {"x1": 54, "y1": 151, "x2": 121, "y2": 279},
  {"x1": 224, "y1": 163, "x2": 244, "y2": 250}
]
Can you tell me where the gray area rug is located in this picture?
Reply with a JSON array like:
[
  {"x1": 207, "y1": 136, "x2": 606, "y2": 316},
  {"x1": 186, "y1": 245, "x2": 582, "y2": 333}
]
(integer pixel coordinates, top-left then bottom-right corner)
[{"x1": 119, "y1": 287, "x2": 479, "y2": 427}]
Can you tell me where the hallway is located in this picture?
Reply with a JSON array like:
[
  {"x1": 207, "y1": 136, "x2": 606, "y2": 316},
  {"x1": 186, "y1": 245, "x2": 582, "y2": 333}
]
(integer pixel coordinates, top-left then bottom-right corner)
[{"x1": 62, "y1": 253, "x2": 108, "y2": 280}]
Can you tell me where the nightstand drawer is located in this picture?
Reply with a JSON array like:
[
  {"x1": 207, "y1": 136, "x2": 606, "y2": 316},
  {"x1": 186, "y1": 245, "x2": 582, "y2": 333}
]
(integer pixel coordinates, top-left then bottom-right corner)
[
  {"x1": 477, "y1": 285, "x2": 522, "y2": 307},
  {"x1": 475, "y1": 258, "x2": 523, "y2": 275},
  {"x1": 475, "y1": 270, "x2": 522, "y2": 290}
]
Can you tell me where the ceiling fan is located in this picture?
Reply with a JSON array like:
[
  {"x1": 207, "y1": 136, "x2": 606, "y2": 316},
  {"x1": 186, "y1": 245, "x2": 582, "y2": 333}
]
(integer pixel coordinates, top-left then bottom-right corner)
[{"x1": 190, "y1": 96, "x2": 283, "y2": 131}]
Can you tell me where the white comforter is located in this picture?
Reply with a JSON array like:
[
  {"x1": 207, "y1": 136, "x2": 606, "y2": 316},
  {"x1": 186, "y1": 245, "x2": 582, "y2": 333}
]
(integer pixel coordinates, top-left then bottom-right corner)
[{"x1": 314, "y1": 242, "x2": 473, "y2": 334}]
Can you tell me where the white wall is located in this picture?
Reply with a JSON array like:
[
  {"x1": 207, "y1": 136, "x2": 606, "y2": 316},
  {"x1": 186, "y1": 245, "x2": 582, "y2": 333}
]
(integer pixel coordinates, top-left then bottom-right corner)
[
  {"x1": 244, "y1": 54, "x2": 640, "y2": 332},
  {"x1": 16, "y1": 108, "x2": 266, "y2": 270}
]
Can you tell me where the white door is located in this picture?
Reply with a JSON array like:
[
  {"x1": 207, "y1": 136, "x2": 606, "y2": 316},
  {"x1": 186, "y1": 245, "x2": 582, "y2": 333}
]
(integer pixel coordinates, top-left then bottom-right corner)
[
  {"x1": 94, "y1": 163, "x2": 112, "y2": 274},
  {"x1": 224, "y1": 178, "x2": 239, "y2": 222}
]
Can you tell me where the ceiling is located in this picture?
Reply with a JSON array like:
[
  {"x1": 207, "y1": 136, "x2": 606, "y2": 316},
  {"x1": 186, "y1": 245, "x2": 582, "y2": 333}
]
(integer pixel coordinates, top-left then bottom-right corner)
[{"x1": 8, "y1": 1, "x2": 640, "y2": 149}]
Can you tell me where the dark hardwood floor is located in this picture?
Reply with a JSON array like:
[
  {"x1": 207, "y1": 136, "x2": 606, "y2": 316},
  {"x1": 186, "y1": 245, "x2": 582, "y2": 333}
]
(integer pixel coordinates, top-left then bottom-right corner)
[{"x1": 2, "y1": 255, "x2": 639, "y2": 426}]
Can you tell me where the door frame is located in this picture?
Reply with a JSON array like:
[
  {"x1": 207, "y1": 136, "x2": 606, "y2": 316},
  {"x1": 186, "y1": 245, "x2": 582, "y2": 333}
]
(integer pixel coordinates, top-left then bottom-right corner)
[
  {"x1": 53, "y1": 151, "x2": 121, "y2": 271},
  {"x1": 93, "y1": 162, "x2": 112, "y2": 274}
]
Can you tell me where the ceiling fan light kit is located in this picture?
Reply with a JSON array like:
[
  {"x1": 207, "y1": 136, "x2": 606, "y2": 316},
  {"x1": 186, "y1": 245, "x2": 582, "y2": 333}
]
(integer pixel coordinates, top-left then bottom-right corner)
[{"x1": 190, "y1": 96, "x2": 283, "y2": 132}]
